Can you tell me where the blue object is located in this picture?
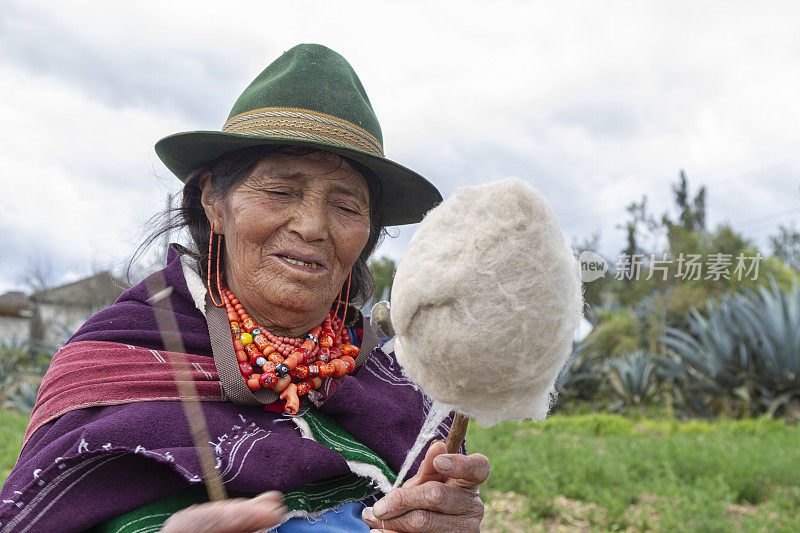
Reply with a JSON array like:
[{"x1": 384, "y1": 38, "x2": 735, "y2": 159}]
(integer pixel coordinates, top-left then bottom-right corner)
[{"x1": 270, "y1": 501, "x2": 371, "y2": 532}]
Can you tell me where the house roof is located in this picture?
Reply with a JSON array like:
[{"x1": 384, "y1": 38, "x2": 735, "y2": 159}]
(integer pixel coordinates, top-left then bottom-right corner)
[
  {"x1": 31, "y1": 271, "x2": 128, "y2": 307},
  {"x1": 0, "y1": 291, "x2": 35, "y2": 318}
]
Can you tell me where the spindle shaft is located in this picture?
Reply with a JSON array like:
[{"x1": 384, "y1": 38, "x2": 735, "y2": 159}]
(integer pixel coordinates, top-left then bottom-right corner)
[{"x1": 445, "y1": 412, "x2": 470, "y2": 454}]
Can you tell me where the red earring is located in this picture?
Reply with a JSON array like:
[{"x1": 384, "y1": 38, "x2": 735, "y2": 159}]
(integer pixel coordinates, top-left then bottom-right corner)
[
  {"x1": 333, "y1": 280, "x2": 343, "y2": 319},
  {"x1": 207, "y1": 222, "x2": 224, "y2": 307},
  {"x1": 337, "y1": 270, "x2": 353, "y2": 337}
]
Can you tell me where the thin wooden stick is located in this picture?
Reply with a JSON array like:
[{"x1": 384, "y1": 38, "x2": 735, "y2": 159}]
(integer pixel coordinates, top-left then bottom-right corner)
[
  {"x1": 145, "y1": 272, "x2": 227, "y2": 501},
  {"x1": 445, "y1": 412, "x2": 470, "y2": 454}
]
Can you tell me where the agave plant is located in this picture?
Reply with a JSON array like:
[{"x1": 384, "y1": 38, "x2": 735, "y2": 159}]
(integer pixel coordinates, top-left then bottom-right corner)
[
  {"x1": 0, "y1": 344, "x2": 23, "y2": 392},
  {"x1": 25, "y1": 336, "x2": 61, "y2": 373},
  {"x1": 663, "y1": 300, "x2": 752, "y2": 389},
  {"x1": 662, "y1": 275, "x2": 800, "y2": 417},
  {"x1": 1, "y1": 334, "x2": 31, "y2": 351},
  {"x1": 735, "y1": 277, "x2": 800, "y2": 414},
  {"x1": 7, "y1": 380, "x2": 40, "y2": 412},
  {"x1": 606, "y1": 350, "x2": 661, "y2": 406},
  {"x1": 663, "y1": 297, "x2": 760, "y2": 416}
]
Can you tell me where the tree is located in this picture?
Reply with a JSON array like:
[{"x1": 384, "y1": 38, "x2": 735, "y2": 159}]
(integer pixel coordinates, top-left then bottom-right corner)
[
  {"x1": 18, "y1": 252, "x2": 57, "y2": 294},
  {"x1": 769, "y1": 222, "x2": 800, "y2": 271},
  {"x1": 369, "y1": 256, "x2": 396, "y2": 301},
  {"x1": 615, "y1": 196, "x2": 654, "y2": 284},
  {"x1": 613, "y1": 196, "x2": 662, "y2": 307},
  {"x1": 662, "y1": 169, "x2": 706, "y2": 234},
  {"x1": 599, "y1": 170, "x2": 795, "y2": 356}
]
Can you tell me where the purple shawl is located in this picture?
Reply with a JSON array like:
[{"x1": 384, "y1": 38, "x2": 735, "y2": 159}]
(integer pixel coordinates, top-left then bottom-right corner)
[{"x1": 0, "y1": 247, "x2": 453, "y2": 532}]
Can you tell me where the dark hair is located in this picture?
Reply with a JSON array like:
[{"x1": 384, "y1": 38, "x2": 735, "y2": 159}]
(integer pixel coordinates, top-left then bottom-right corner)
[{"x1": 135, "y1": 145, "x2": 386, "y2": 306}]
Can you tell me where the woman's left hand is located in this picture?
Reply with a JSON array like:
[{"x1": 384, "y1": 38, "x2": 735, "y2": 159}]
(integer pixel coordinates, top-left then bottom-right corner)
[{"x1": 362, "y1": 440, "x2": 489, "y2": 532}]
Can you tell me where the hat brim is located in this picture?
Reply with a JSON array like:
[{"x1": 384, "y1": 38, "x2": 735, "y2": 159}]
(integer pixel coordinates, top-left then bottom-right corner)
[{"x1": 155, "y1": 131, "x2": 442, "y2": 226}]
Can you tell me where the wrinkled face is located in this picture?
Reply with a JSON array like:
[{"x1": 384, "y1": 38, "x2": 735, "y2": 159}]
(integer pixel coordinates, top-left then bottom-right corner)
[{"x1": 201, "y1": 151, "x2": 371, "y2": 329}]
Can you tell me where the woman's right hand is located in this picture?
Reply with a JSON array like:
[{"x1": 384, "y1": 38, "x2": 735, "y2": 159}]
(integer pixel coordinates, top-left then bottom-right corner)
[{"x1": 160, "y1": 491, "x2": 287, "y2": 532}]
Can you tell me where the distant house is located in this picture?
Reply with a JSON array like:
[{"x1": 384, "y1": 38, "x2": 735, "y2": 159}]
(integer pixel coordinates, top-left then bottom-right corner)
[
  {"x1": 0, "y1": 271, "x2": 127, "y2": 347},
  {"x1": 0, "y1": 291, "x2": 36, "y2": 343}
]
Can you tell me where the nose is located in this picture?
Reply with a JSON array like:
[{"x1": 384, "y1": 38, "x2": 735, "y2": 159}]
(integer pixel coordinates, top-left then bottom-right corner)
[{"x1": 285, "y1": 194, "x2": 329, "y2": 242}]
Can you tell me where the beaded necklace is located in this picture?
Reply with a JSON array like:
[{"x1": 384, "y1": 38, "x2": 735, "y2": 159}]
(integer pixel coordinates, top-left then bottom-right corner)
[
  {"x1": 206, "y1": 225, "x2": 359, "y2": 414},
  {"x1": 220, "y1": 286, "x2": 360, "y2": 414}
]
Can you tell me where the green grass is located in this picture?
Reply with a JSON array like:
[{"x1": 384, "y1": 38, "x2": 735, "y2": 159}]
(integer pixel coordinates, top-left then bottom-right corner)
[
  {"x1": 0, "y1": 409, "x2": 29, "y2": 483},
  {"x1": 467, "y1": 413, "x2": 800, "y2": 532}
]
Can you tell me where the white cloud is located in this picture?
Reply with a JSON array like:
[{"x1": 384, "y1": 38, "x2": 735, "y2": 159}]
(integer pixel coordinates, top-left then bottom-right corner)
[
  {"x1": 0, "y1": 63, "x2": 184, "y2": 290},
  {"x1": 1, "y1": 0, "x2": 799, "y2": 293}
]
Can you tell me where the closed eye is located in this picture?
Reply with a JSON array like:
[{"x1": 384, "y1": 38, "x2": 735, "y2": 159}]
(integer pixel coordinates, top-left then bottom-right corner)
[{"x1": 263, "y1": 189, "x2": 292, "y2": 197}]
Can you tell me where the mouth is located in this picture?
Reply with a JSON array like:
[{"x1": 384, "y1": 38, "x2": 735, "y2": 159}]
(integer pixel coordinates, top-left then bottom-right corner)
[
  {"x1": 280, "y1": 255, "x2": 320, "y2": 268},
  {"x1": 275, "y1": 253, "x2": 327, "y2": 271}
]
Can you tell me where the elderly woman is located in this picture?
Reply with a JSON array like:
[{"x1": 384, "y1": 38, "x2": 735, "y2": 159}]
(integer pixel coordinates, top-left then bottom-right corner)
[{"x1": 0, "y1": 44, "x2": 489, "y2": 532}]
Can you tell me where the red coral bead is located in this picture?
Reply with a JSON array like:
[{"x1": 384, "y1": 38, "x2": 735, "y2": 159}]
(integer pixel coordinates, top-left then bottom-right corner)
[
  {"x1": 291, "y1": 365, "x2": 309, "y2": 379},
  {"x1": 247, "y1": 376, "x2": 261, "y2": 391},
  {"x1": 260, "y1": 372, "x2": 279, "y2": 388},
  {"x1": 319, "y1": 363, "x2": 334, "y2": 378},
  {"x1": 331, "y1": 359, "x2": 348, "y2": 377},
  {"x1": 340, "y1": 355, "x2": 356, "y2": 373},
  {"x1": 284, "y1": 353, "x2": 302, "y2": 371},
  {"x1": 253, "y1": 334, "x2": 269, "y2": 351},
  {"x1": 342, "y1": 344, "x2": 359, "y2": 357},
  {"x1": 319, "y1": 335, "x2": 334, "y2": 349},
  {"x1": 244, "y1": 344, "x2": 259, "y2": 356}
]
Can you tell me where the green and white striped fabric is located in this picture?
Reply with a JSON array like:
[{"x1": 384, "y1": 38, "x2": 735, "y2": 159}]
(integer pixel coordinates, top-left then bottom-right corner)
[{"x1": 300, "y1": 407, "x2": 397, "y2": 489}]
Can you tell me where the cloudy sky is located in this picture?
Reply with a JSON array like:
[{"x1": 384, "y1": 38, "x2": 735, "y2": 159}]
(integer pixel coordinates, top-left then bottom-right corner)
[{"x1": 1, "y1": 0, "x2": 799, "y2": 293}]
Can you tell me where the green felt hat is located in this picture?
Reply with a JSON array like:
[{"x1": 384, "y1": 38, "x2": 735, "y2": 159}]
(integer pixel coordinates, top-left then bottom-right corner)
[{"x1": 155, "y1": 43, "x2": 442, "y2": 226}]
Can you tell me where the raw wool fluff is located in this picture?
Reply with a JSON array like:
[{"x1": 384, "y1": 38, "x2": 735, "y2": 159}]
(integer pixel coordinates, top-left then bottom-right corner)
[{"x1": 391, "y1": 178, "x2": 584, "y2": 427}]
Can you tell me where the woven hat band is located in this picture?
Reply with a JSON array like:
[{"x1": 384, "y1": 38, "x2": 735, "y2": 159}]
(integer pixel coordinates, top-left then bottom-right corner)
[{"x1": 221, "y1": 107, "x2": 384, "y2": 157}]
